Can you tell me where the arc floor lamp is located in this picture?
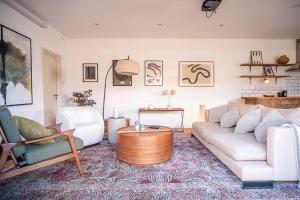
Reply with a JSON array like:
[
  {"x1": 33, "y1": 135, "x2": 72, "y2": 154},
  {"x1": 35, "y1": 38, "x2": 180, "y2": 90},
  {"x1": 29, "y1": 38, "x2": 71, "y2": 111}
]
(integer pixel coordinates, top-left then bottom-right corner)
[{"x1": 102, "y1": 57, "x2": 140, "y2": 118}]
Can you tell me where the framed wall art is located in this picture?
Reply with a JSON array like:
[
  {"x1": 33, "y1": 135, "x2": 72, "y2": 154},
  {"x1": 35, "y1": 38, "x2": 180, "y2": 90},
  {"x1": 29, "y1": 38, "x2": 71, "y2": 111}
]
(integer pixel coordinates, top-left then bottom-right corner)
[
  {"x1": 112, "y1": 60, "x2": 132, "y2": 86},
  {"x1": 251, "y1": 51, "x2": 263, "y2": 64},
  {"x1": 264, "y1": 66, "x2": 274, "y2": 76},
  {"x1": 82, "y1": 63, "x2": 98, "y2": 82},
  {"x1": 144, "y1": 60, "x2": 163, "y2": 86},
  {"x1": 0, "y1": 24, "x2": 33, "y2": 106},
  {"x1": 178, "y1": 61, "x2": 214, "y2": 87}
]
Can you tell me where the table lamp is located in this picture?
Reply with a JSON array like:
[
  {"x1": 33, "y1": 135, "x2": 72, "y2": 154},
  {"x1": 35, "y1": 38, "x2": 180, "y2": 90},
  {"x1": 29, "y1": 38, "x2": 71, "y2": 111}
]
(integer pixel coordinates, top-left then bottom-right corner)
[{"x1": 162, "y1": 89, "x2": 176, "y2": 109}]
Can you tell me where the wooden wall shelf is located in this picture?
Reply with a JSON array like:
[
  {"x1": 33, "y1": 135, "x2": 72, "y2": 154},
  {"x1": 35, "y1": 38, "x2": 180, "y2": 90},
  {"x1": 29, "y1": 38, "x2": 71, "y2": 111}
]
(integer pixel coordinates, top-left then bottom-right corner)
[
  {"x1": 240, "y1": 75, "x2": 289, "y2": 78},
  {"x1": 240, "y1": 63, "x2": 295, "y2": 67},
  {"x1": 240, "y1": 75, "x2": 289, "y2": 84},
  {"x1": 239, "y1": 63, "x2": 293, "y2": 84}
]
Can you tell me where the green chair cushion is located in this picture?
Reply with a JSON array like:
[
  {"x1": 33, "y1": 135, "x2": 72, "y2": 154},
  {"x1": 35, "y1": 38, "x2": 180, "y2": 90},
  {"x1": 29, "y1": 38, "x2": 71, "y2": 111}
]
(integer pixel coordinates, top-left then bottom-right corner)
[
  {"x1": 0, "y1": 106, "x2": 26, "y2": 158},
  {"x1": 14, "y1": 116, "x2": 54, "y2": 145},
  {"x1": 23, "y1": 136, "x2": 83, "y2": 165}
]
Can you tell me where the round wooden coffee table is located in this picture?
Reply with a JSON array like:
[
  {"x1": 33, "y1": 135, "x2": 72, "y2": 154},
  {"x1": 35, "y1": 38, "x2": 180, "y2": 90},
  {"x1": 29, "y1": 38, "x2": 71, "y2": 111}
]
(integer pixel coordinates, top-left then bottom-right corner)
[{"x1": 117, "y1": 126, "x2": 173, "y2": 165}]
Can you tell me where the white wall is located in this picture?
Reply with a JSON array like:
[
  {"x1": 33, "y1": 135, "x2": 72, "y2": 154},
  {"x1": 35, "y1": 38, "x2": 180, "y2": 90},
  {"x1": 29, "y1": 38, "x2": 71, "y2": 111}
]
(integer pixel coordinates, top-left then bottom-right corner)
[
  {"x1": 0, "y1": 4, "x2": 66, "y2": 123},
  {"x1": 64, "y1": 39, "x2": 296, "y2": 128}
]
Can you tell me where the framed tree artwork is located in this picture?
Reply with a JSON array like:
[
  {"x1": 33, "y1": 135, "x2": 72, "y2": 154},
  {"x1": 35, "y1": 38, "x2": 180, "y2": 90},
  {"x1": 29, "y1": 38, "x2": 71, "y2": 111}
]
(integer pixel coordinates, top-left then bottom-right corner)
[
  {"x1": 144, "y1": 60, "x2": 163, "y2": 86},
  {"x1": 82, "y1": 63, "x2": 98, "y2": 82},
  {"x1": 178, "y1": 61, "x2": 214, "y2": 87},
  {"x1": 112, "y1": 60, "x2": 132, "y2": 86},
  {"x1": 0, "y1": 24, "x2": 33, "y2": 106}
]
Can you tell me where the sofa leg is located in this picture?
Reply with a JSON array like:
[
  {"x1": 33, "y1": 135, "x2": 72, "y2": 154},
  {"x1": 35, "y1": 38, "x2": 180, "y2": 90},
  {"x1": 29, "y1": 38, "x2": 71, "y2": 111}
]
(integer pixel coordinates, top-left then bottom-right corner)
[{"x1": 242, "y1": 181, "x2": 273, "y2": 189}]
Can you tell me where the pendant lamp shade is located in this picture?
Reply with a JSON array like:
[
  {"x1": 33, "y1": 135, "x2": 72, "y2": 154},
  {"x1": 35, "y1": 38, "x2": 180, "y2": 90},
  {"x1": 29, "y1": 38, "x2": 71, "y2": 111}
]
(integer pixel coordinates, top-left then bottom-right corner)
[{"x1": 115, "y1": 59, "x2": 140, "y2": 75}]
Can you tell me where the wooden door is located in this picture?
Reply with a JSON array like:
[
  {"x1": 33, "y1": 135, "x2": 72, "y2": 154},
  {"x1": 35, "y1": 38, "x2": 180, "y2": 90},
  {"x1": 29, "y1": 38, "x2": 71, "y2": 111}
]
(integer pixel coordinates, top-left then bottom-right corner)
[{"x1": 42, "y1": 49, "x2": 61, "y2": 126}]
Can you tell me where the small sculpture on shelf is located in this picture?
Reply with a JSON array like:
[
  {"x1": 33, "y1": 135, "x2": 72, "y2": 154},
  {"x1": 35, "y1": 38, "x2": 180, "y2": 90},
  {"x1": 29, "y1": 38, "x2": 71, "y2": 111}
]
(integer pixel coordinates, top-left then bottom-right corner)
[
  {"x1": 68, "y1": 90, "x2": 96, "y2": 106},
  {"x1": 162, "y1": 89, "x2": 176, "y2": 109}
]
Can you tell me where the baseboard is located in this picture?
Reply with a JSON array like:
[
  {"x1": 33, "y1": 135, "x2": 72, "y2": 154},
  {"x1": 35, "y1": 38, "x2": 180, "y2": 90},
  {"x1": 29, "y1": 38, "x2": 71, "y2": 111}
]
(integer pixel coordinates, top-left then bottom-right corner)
[{"x1": 242, "y1": 181, "x2": 274, "y2": 189}]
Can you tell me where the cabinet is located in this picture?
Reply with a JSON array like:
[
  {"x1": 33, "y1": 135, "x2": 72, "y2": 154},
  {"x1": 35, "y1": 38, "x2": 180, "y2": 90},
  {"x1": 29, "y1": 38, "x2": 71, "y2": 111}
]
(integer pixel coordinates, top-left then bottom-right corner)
[{"x1": 242, "y1": 97, "x2": 300, "y2": 109}]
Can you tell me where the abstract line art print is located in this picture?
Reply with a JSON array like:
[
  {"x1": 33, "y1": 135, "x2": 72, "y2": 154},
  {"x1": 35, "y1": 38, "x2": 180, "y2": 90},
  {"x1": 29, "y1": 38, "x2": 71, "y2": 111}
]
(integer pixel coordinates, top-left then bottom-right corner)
[
  {"x1": 179, "y1": 61, "x2": 214, "y2": 87},
  {"x1": 144, "y1": 60, "x2": 163, "y2": 86}
]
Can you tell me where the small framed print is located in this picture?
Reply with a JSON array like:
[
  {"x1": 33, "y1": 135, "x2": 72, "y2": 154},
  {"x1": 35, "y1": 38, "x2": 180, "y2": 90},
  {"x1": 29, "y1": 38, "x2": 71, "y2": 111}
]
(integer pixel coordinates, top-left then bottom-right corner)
[
  {"x1": 251, "y1": 51, "x2": 263, "y2": 64},
  {"x1": 83, "y1": 63, "x2": 98, "y2": 82},
  {"x1": 144, "y1": 60, "x2": 163, "y2": 86},
  {"x1": 179, "y1": 61, "x2": 214, "y2": 87},
  {"x1": 264, "y1": 66, "x2": 274, "y2": 76}
]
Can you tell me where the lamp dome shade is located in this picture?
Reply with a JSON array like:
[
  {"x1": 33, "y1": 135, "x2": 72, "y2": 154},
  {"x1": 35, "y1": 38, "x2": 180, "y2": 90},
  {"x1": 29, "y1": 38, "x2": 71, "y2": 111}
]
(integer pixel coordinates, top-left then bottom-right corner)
[{"x1": 115, "y1": 59, "x2": 140, "y2": 75}]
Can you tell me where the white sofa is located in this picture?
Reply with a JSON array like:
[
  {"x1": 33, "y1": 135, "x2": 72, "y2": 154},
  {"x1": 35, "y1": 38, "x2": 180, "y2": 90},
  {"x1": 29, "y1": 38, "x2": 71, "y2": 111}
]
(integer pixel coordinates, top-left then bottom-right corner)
[
  {"x1": 56, "y1": 107, "x2": 104, "y2": 147},
  {"x1": 192, "y1": 104, "x2": 299, "y2": 188}
]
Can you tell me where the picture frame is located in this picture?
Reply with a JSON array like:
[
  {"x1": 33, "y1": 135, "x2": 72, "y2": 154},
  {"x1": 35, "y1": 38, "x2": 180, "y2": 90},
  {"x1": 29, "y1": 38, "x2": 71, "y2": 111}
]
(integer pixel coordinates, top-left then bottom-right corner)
[
  {"x1": 144, "y1": 60, "x2": 163, "y2": 86},
  {"x1": 178, "y1": 61, "x2": 214, "y2": 87},
  {"x1": 251, "y1": 51, "x2": 263, "y2": 64},
  {"x1": 264, "y1": 66, "x2": 274, "y2": 76},
  {"x1": 82, "y1": 63, "x2": 98, "y2": 82},
  {"x1": 0, "y1": 24, "x2": 33, "y2": 106},
  {"x1": 112, "y1": 60, "x2": 132, "y2": 86}
]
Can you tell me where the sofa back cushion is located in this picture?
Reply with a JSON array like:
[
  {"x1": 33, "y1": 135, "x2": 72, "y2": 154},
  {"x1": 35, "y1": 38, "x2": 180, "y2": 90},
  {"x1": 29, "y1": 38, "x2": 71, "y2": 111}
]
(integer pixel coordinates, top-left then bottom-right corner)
[
  {"x1": 228, "y1": 102, "x2": 260, "y2": 116},
  {"x1": 261, "y1": 106, "x2": 300, "y2": 125},
  {"x1": 0, "y1": 106, "x2": 26, "y2": 158},
  {"x1": 234, "y1": 108, "x2": 262, "y2": 134},
  {"x1": 254, "y1": 110, "x2": 290, "y2": 143},
  {"x1": 208, "y1": 104, "x2": 228, "y2": 123}
]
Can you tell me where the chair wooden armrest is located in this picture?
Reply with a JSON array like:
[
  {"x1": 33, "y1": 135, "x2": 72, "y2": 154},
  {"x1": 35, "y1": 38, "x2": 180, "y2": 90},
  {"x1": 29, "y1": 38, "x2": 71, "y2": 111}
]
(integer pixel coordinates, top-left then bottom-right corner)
[
  {"x1": 23, "y1": 129, "x2": 75, "y2": 145},
  {"x1": 46, "y1": 123, "x2": 63, "y2": 133}
]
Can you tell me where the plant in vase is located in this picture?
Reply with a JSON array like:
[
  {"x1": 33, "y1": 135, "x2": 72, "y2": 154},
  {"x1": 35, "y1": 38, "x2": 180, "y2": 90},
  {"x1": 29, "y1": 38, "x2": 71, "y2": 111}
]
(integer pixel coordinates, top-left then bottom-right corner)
[{"x1": 68, "y1": 90, "x2": 96, "y2": 106}]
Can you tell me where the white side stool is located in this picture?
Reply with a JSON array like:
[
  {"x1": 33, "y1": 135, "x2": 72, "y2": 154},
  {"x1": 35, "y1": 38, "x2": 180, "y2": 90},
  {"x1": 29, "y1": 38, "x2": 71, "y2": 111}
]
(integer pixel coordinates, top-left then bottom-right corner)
[{"x1": 108, "y1": 117, "x2": 126, "y2": 144}]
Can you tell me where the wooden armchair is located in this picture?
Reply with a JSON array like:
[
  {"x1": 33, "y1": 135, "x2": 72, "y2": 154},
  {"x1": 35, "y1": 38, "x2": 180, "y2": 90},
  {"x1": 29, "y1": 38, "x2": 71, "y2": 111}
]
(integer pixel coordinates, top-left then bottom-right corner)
[{"x1": 0, "y1": 106, "x2": 84, "y2": 181}]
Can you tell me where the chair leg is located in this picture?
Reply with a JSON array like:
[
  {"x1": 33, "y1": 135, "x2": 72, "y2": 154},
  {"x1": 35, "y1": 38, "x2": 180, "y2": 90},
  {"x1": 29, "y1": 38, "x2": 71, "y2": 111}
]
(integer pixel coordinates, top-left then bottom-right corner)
[
  {"x1": 67, "y1": 134, "x2": 84, "y2": 176},
  {"x1": 0, "y1": 144, "x2": 15, "y2": 173}
]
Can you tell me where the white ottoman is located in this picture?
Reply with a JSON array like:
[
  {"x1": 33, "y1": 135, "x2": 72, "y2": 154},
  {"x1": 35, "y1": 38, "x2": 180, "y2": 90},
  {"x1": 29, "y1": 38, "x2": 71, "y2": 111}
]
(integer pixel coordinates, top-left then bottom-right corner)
[{"x1": 108, "y1": 117, "x2": 126, "y2": 144}]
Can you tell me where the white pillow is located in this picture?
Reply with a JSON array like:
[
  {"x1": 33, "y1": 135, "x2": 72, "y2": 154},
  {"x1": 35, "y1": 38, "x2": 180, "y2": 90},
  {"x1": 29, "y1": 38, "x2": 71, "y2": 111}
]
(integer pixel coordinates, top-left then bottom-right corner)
[
  {"x1": 254, "y1": 110, "x2": 290, "y2": 143},
  {"x1": 208, "y1": 104, "x2": 228, "y2": 123},
  {"x1": 234, "y1": 108, "x2": 261, "y2": 134},
  {"x1": 220, "y1": 108, "x2": 240, "y2": 128}
]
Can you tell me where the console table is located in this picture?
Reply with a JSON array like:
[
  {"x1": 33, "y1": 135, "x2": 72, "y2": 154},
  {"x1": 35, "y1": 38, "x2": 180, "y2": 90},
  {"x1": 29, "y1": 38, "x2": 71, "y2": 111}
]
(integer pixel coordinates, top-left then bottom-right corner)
[{"x1": 138, "y1": 108, "x2": 184, "y2": 132}]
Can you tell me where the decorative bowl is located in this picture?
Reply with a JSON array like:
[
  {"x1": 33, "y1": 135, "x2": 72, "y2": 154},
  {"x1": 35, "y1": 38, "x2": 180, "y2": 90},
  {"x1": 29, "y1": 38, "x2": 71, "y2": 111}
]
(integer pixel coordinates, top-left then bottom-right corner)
[{"x1": 277, "y1": 55, "x2": 289, "y2": 65}]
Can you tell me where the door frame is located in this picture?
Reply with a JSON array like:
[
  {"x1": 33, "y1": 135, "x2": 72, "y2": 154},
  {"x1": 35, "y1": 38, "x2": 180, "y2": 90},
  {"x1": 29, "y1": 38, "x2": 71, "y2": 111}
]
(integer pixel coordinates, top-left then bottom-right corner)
[{"x1": 42, "y1": 48, "x2": 62, "y2": 125}]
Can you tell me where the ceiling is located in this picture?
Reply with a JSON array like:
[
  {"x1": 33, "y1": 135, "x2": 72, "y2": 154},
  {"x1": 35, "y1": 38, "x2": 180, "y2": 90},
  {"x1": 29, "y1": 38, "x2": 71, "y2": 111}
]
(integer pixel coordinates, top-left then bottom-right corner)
[{"x1": 13, "y1": 0, "x2": 300, "y2": 38}]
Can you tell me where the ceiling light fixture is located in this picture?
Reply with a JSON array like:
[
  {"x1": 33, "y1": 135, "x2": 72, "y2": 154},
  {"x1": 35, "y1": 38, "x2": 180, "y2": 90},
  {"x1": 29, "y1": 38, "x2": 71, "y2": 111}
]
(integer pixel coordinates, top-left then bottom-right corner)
[
  {"x1": 157, "y1": 23, "x2": 162, "y2": 26},
  {"x1": 202, "y1": 0, "x2": 222, "y2": 18}
]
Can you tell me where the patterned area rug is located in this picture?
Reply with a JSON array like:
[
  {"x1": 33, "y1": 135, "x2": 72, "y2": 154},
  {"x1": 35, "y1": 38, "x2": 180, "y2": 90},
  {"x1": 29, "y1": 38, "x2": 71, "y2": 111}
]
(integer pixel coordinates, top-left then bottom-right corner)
[{"x1": 1, "y1": 136, "x2": 299, "y2": 200}]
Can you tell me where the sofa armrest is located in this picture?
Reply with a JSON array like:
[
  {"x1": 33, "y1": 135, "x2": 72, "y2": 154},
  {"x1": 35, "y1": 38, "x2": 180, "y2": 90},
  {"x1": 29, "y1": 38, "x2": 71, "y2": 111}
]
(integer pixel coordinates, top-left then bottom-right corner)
[{"x1": 267, "y1": 127, "x2": 298, "y2": 181}]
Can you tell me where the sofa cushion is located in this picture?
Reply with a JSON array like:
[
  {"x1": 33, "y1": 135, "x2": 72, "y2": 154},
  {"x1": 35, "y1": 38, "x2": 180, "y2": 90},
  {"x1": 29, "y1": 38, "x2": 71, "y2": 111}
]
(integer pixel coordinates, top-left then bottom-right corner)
[
  {"x1": 192, "y1": 122, "x2": 234, "y2": 140},
  {"x1": 234, "y1": 108, "x2": 261, "y2": 134},
  {"x1": 254, "y1": 110, "x2": 290, "y2": 143},
  {"x1": 0, "y1": 106, "x2": 26, "y2": 158},
  {"x1": 228, "y1": 102, "x2": 260, "y2": 116},
  {"x1": 23, "y1": 136, "x2": 83, "y2": 165},
  {"x1": 208, "y1": 105, "x2": 228, "y2": 123},
  {"x1": 206, "y1": 132, "x2": 267, "y2": 161},
  {"x1": 280, "y1": 107, "x2": 300, "y2": 125},
  {"x1": 220, "y1": 108, "x2": 240, "y2": 128},
  {"x1": 14, "y1": 116, "x2": 54, "y2": 145}
]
